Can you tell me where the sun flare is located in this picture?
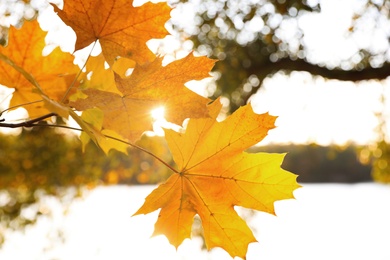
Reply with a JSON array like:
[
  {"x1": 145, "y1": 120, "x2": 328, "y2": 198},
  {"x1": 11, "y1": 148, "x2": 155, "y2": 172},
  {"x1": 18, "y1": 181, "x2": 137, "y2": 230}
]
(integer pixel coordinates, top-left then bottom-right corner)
[{"x1": 151, "y1": 107, "x2": 165, "y2": 120}]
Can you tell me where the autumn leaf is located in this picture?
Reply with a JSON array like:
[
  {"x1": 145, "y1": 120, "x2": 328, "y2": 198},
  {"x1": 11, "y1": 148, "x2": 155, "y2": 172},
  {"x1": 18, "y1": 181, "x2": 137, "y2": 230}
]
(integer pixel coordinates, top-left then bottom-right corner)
[
  {"x1": 78, "y1": 108, "x2": 129, "y2": 154},
  {"x1": 134, "y1": 99, "x2": 300, "y2": 259},
  {"x1": 111, "y1": 57, "x2": 136, "y2": 79},
  {"x1": 42, "y1": 95, "x2": 70, "y2": 119},
  {"x1": 52, "y1": 0, "x2": 171, "y2": 65},
  {"x1": 77, "y1": 53, "x2": 123, "y2": 95},
  {"x1": 68, "y1": 53, "x2": 137, "y2": 104},
  {"x1": 70, "y1": 54, "x2": 216, "y2": 143},
  {"x1": 0, "y1": 20, "x2": 79, "y2": 117}
]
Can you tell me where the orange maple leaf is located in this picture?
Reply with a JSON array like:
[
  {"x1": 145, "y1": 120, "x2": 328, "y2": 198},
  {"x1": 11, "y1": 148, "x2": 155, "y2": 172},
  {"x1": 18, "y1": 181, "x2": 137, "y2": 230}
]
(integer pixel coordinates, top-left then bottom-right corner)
[
  {"x1": 52, "y1": 0, "x2": 171, "y2": 65},
  {"x1": 0, "y1": 20, "x2": 79, "y2": 117},
  {"x1": 134, "y1": 99, "x2": 300, "y2": 259},
  {"x1": 70, "y1": 54, "x2": 215, "y2": 143}
]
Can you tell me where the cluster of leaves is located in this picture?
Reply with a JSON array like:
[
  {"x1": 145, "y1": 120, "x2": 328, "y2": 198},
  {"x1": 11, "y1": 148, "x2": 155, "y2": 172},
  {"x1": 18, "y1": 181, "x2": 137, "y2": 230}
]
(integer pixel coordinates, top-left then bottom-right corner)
[{"x1": 0, "y1": 0, "x2": 300, "y2": 258}]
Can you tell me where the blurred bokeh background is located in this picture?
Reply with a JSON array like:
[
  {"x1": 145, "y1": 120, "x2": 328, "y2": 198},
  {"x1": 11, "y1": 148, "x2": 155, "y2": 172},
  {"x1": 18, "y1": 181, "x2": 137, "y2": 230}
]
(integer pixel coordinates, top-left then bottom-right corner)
[{"x1": 1, "y1": 0, "x2": 390, "y2": 255}]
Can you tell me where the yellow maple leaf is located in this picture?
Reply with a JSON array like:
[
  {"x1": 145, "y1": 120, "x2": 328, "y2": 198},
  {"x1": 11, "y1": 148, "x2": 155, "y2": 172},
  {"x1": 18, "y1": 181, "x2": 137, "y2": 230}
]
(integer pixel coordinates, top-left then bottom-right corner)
[
  {"x1": 134, "y1": 99, "x2": 300, "y2": 259},
  {"x1": 69, "y1": 53, "x2": 136, "y2": 103},
  {"x1": 0, "y1": 20, "x2": 79, "y2": 117},
  {"x1": 70, "y1": 54, "x2": 216, "y2": 143},
  {"x1": 78, "y1": 108, "x2": 129, "y2": 154},
  {"x1": 52, "y1": 0, "x2": 171, "y2": 65},
  {"x1": 79, "y1": 53, "x2": 123, "y2": 94}
]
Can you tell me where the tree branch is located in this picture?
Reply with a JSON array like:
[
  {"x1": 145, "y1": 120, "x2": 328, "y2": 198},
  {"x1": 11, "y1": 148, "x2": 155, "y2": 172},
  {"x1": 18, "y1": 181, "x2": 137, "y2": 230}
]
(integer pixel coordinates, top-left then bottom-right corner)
[
  {"x1": 227, "y1": 57, "x2": 390, "y2": 110},
  {"x1": 250, "y1": 58, "x2": 390, "y2": 81},
  {"x1": 0, "y1": 113, "x2": 57, "y2": 128}
]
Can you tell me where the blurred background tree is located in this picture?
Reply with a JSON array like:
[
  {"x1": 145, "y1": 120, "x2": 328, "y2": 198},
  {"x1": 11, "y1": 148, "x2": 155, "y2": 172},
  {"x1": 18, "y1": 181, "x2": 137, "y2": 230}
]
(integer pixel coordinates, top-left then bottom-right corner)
[
  {"x1": 1, "y1": 0, "x2": 390, "y2": 110},
  {"x1": 169, "y1": 0, "x2": 390, "y2": 111},
  {"x1": 0, "y1": 122, "x2": 173, "y2": 244}
]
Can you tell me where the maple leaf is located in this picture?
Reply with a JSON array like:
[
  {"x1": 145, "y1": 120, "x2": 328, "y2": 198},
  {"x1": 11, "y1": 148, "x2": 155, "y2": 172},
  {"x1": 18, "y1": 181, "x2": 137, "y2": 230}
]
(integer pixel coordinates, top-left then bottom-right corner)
[
  {"x1": 52, "y1": 0, "x2": 171, "y2": 65},
  {"x1": 70, "y1": 54, "x2": 215, "y2": 143},
  {"x1": 134, "y1": 99, "x2": 300, "y2": 259},
  {"x1": 69, "y1": 53, "x2": 136, "y2": 103},
  {"x1": 0, "y1": 20, "x2": 79, "y2": 117},
  {"x1": 79, "y1": 108, "x2": 129, "y2": 154},
  {"x1": 78, "y1": 53, "x2": 123, "y2": 94}
]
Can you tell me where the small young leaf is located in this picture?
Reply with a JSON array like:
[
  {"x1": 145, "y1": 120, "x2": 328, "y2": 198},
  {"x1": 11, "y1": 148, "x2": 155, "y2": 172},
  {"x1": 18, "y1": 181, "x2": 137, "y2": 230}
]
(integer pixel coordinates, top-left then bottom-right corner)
[
  {"x1": 79, "y1": 108, "x2": 128, "y2": 154},
  {"x1": 42, "y1": 96, "x2": 70, "y2": 119},
  {"x1": 76, "y1": 53, "x2": 122, "y2": 94}
]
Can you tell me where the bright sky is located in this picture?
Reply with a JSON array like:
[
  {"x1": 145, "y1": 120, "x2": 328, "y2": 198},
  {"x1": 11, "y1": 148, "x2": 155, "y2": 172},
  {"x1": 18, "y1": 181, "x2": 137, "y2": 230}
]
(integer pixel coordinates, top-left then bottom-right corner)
[
  {"x1": 0, "y1": 0, "x2": 389, "y2": 146},
  {"x1": 252, "y1": 73, "x2": 385, "y2": 146},
  {"x1": 1, "y1": 184, "x2": 390, "y2": 259},
  {"x1": 251, "y1": 0, "x2": 390, "y2": 146}
]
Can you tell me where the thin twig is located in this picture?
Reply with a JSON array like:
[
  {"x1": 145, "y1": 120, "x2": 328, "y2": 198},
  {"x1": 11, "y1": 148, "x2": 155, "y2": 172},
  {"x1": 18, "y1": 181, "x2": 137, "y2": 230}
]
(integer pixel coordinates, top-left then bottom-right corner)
[
  {"x1": 0, "y1": 113, "x2": 57, "y2": 128},
  {"x1": 61, "y1": 41, "x2": 97, "y2": 103},
  {"x1": 0, "y1": 100, "x2": 43, "y2": 116},
  {"x1": 104, "y1": 134, "x2": 179, "y2": 174},
  {"x1": 28, "y1": 122, "x2": 179, "y2": 174},
  {"x1": 0, "y1": 91, "x2": 14, "y2": 107}
]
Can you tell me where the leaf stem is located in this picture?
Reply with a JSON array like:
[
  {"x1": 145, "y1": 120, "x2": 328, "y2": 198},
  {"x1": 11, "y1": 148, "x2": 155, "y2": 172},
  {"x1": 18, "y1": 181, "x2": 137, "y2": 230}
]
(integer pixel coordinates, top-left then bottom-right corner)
[
  {"x1": 0, "y1": 100, "x2": 43, "y2": 116},
  {"x1": 16, "y1": 122, "x2": 179, "y2": 174},
  {"x1": 104, "y1": 134, "x2": 179, "y2": 174},
  {"x1": 61, "y1": 41, "x2": 97, "y2": 103}
]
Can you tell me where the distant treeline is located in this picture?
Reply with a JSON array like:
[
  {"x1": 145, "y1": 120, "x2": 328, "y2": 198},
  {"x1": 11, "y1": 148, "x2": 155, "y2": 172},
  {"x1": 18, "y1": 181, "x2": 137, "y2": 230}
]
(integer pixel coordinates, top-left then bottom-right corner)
[
  {"x1": 251, "y1": 144, "x2": 372, "y2": 183},
  {"x1": 0, "y1": 127, "x2": 372, "y2": 186}
]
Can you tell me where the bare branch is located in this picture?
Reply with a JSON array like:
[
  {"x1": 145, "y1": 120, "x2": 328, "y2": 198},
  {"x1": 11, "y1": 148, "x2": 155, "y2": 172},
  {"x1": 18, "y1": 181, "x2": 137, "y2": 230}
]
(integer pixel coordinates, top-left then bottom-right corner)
[
  {"x1": 250, "y1": 58, "x2": 390, "y2": 82},
  {"x1": 0, "y1": 113, "x2": 57, "y2": 128}
]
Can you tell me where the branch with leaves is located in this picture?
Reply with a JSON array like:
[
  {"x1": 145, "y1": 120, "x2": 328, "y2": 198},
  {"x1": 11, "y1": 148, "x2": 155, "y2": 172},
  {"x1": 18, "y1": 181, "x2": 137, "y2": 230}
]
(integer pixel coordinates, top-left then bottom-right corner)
[{"x1": 0, "y1": 0, "x2": 300, "y2": 258}]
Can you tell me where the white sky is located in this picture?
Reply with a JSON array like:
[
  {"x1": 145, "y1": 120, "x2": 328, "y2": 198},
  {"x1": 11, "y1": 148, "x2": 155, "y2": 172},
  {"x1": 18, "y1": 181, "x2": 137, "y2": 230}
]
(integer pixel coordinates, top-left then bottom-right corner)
[
  {"x1": 251, "y1": 0, "x2": 390, "y2": 146},
  {"x1": 252, "y1": 73, "x2": 385, "y2": 146},
  {"x1": 1, "y1": 184, "x2": 390, "y2": 260}
]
